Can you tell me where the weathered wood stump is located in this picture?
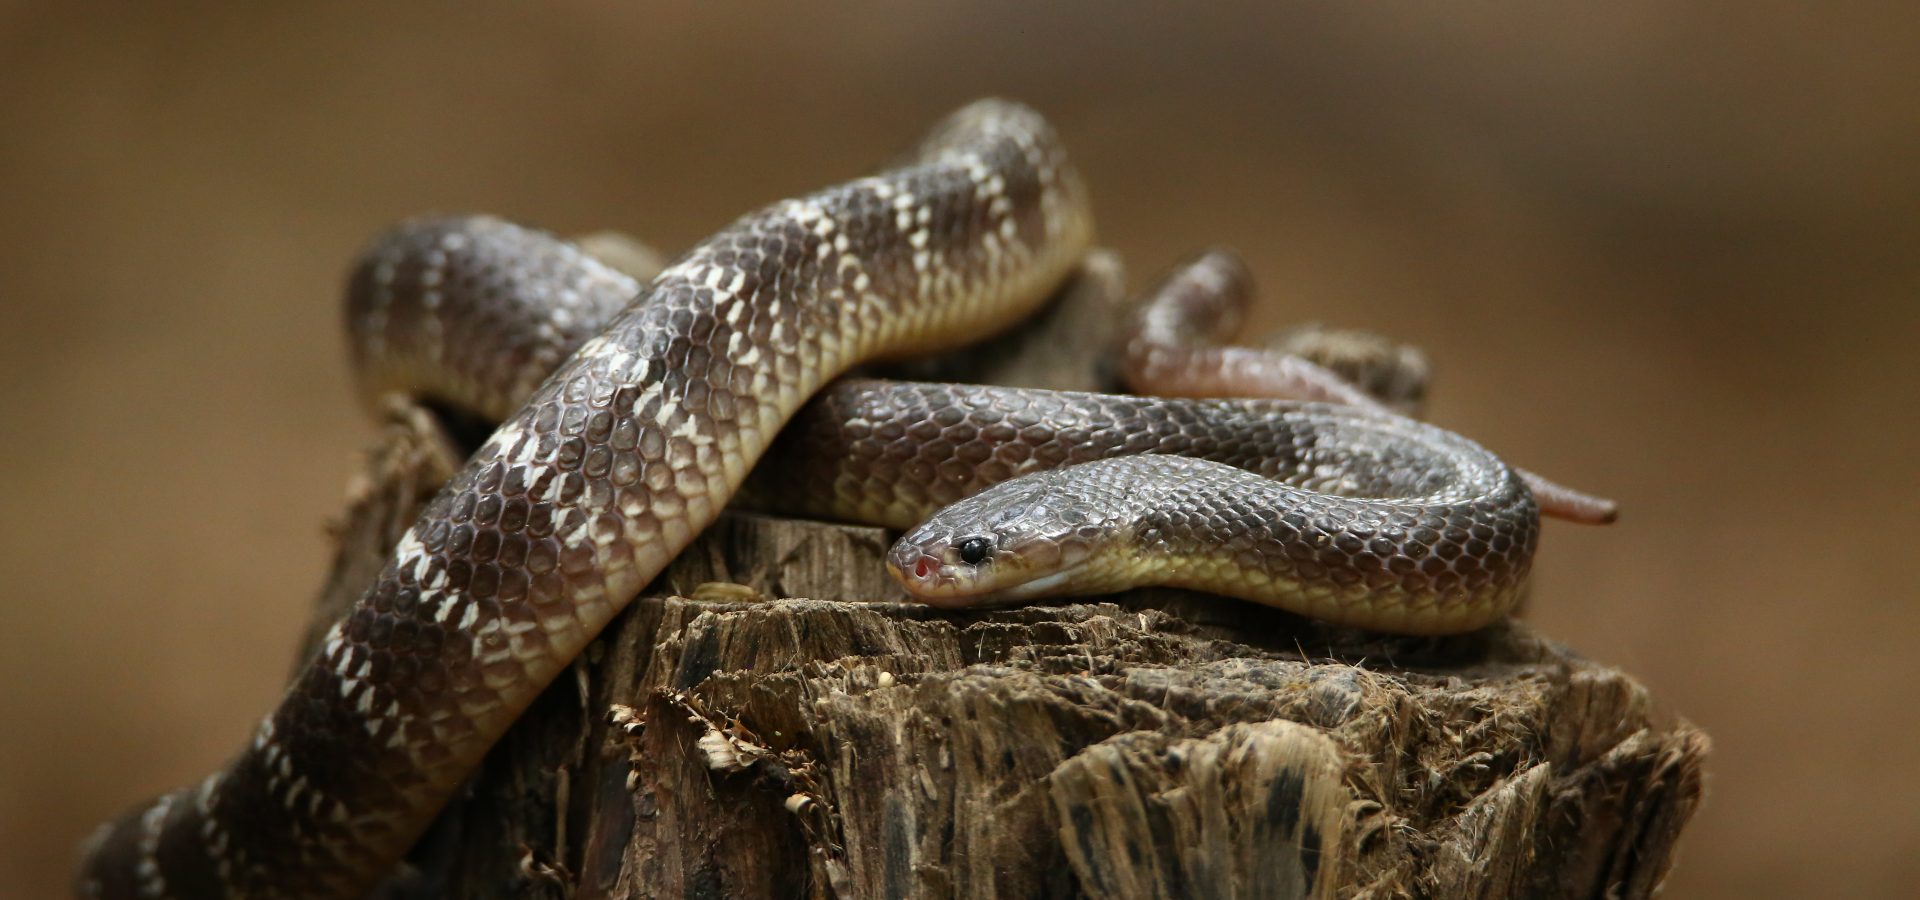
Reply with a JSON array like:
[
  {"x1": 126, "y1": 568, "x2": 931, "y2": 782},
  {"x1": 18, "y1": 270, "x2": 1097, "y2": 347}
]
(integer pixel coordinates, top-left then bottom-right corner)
[{"x1": 316, "y1": 402, "x2": 1706, "y2": 900}]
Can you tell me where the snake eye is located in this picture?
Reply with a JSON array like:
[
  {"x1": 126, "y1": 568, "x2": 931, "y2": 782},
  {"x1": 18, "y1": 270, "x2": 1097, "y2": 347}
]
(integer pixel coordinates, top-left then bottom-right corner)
[{"x1": 956, "y1": 536, "x2": 993, "y2": 566}]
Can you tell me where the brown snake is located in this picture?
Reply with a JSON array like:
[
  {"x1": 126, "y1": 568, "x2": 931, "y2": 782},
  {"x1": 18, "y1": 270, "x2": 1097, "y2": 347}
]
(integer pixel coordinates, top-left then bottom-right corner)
[{"x1": 79, "y1": 101, "x2": 1605, "y2": 898}]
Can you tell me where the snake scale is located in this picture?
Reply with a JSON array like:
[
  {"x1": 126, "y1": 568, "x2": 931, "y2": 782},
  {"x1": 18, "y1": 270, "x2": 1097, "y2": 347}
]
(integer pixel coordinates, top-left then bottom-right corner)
[{"x1": 78, "y1": 100, "x2": 1594, "y2": 898}]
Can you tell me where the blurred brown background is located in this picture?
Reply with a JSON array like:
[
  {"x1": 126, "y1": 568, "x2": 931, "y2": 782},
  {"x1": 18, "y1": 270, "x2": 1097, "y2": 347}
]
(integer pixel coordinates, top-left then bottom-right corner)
[{"x1": 3, "y1": 2, "x2": 1915, "y2": 896}]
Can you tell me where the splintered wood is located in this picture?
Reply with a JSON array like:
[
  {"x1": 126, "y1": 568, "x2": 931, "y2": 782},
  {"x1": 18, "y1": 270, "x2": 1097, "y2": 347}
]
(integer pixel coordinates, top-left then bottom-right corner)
[{"x1": 320, "y1": 402, "x2": 1705, "y2": 900}]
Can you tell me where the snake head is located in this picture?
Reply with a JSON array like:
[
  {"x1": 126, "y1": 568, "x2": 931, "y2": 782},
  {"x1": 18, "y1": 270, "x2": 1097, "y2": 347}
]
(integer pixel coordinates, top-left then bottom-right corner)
[{"x1": 887, "y1": 467, "x2": 1130, "y2": 607}]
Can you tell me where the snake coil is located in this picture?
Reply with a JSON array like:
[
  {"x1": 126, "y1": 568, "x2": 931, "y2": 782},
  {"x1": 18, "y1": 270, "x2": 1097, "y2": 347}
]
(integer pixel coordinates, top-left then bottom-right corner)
[{"x1": 79, "y1": 100, "x2": 1604, "y2": 899}]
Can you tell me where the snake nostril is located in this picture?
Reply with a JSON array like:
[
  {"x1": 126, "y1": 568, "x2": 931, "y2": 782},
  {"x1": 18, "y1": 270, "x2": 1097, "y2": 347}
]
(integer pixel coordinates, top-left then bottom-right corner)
[{"x1": 914, "y1": 557, "x2": 935, "y2": 579}]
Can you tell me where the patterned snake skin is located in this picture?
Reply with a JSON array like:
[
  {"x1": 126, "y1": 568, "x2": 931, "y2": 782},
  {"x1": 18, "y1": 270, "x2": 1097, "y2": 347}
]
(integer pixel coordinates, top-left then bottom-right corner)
[
  {"x1": 330, "y1": 207, "x2": 1546, "y2": 566},
  {"x1": 80, "y1": 99, "x2": 1092, "y2": 899}
]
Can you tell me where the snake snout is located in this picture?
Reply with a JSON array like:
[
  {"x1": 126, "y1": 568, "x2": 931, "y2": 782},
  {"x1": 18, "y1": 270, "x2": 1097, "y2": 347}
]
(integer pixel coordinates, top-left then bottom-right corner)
[
  {"x1": 888, "y1": 551, "x2": 983, "y2": 609},
  {"x1": 886, "y1": 540, "x2": 958, "y2": 596}
]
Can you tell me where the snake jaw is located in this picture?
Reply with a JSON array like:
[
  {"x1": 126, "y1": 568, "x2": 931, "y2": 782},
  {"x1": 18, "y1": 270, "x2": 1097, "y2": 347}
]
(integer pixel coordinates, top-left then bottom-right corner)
[
  {"x1": 886, "y1": 542, "x2": 1097, "y2": 609},
  {"x1": 886, "y1": 550, "x2": 975, "y2": 608}
]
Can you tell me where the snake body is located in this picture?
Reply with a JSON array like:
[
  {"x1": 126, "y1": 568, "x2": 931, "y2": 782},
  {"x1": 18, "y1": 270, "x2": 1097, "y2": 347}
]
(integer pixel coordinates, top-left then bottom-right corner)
[
  {"x1": 339, "y1": 213, "x2": 1545, "y2": 635},
  {"x1": 81, "y1": 99, "x2": 1091, "y2": 899},
  {"x1": 330, "y1": 213, "x2": 1542, "y2": 627},
  {"x1": 328, "y1": 212, "x2": 1544, "y2": 631},
  {"x1": 78, "y1": 102, "x2": 1588, "y2": 898}
]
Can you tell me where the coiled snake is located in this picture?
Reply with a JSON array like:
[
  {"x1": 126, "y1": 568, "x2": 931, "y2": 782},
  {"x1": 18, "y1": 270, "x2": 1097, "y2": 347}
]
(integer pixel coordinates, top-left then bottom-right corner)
[{"x1": 78, "y1": 100, "x2": 1604, "y2": 898}]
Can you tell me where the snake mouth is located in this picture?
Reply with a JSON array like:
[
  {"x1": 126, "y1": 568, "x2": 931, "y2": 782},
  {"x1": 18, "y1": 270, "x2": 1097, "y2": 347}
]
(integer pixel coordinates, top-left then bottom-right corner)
[
  {"x1": 888, "y1": 551, "x2": 961, "y2": 606},
  {"x1": 888, "y1": 546, "x2": 1093, "y2": 609}
]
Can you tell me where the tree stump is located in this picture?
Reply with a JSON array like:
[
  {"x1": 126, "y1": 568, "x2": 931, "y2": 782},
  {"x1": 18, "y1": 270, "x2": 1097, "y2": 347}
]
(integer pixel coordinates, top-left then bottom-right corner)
[{"x1": 316, "y1": 402, "x2": 1707, "y2": 900}]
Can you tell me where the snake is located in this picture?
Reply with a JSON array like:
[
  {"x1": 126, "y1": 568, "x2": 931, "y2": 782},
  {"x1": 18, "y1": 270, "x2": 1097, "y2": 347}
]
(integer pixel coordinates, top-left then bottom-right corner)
[
  {"x1": 77, "y1": 100, "x2": 1599, "y2": 898},
  {"x1": 80, "y1": 98, "x2": 1092, "y2": 899}
]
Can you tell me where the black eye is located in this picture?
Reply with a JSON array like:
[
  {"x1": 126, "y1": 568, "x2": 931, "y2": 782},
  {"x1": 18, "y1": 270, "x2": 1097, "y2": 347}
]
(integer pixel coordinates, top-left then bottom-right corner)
[{"x1": 956, "y1": 536, "x2": 993, "y2": 565}]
